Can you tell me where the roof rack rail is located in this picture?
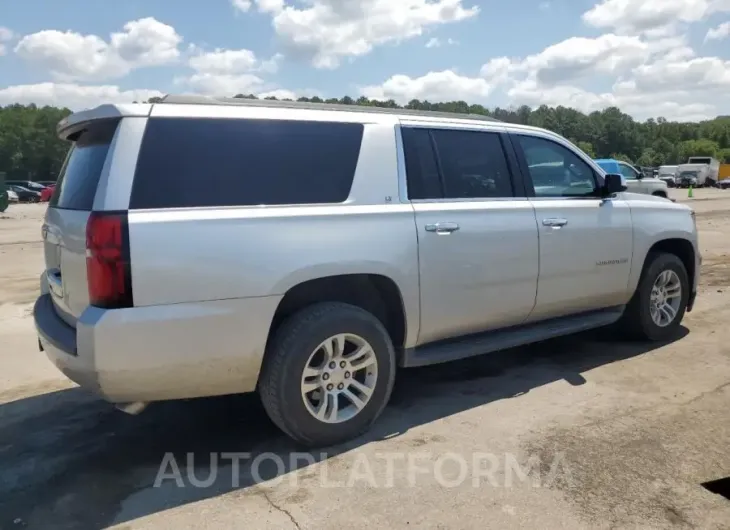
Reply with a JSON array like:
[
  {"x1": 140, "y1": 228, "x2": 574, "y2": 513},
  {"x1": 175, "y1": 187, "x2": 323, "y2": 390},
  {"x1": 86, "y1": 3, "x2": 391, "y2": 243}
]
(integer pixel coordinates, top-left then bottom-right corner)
[{"x1": 157, "y1": 94, "x2": 501, "y2": 122}]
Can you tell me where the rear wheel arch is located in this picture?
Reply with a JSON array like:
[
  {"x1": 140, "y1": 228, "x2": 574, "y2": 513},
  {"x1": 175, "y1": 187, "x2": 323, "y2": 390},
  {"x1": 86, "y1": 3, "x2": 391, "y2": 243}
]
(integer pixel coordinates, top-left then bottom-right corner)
[
  {"x1": 652, "y1": 190, "x2": 667, "y2": 198},
  {"x1": 267, "y1": 273, "x2": 408, "y2": 354}
]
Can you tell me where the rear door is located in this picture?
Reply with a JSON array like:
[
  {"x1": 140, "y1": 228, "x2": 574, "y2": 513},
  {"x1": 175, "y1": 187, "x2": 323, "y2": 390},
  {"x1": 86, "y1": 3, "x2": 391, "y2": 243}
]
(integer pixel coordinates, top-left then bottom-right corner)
[
  {"x1": 511, "y1": 132, "x2": 633, "y2": 321},
  {"x1": 42, "y1": 119, "x2": 120, "y2": 325},
  {"x1": 402, "y1": 124, "x2": 539, "y2": 345}
]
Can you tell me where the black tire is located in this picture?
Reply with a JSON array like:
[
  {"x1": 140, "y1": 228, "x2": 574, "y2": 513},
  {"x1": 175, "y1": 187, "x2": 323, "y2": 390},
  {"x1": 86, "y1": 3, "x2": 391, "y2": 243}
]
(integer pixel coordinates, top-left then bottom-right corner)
[
  {"x1": 259, "y1": 302, "x2": 396, "y2": 447},
  {"x1": 706, "y1": 178, "x2": 716, "y2": 188},
  {"x1": 617, "y1": 252, "x2": 689, "y2": 341},
  {"x1": 652, "y1": 191, "x2": 667, "y2": 198}
]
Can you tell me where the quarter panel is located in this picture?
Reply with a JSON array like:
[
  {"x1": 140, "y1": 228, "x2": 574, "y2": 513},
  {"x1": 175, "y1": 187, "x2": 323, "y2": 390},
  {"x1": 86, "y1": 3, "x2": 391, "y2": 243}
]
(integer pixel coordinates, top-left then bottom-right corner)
[{"x1": 128, "y1": 204, "x2": 421, "y2": 346}]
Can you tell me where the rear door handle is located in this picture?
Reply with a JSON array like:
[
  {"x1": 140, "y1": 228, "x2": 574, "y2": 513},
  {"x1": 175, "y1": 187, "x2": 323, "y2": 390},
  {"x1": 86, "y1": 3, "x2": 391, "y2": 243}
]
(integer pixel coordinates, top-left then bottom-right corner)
[
  {"x1": 542, "y1": 218, "x2": 568, "y2": 228},
  {"x1": 425, "y1": 222, "x2": 460, "y2": 234}
]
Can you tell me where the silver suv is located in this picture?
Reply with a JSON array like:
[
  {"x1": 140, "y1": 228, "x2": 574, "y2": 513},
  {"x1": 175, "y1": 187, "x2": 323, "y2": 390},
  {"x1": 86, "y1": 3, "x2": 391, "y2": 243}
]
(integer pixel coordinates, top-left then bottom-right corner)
[{"x1": 34, "y1": 96, "x2": 700, "y2": 447}]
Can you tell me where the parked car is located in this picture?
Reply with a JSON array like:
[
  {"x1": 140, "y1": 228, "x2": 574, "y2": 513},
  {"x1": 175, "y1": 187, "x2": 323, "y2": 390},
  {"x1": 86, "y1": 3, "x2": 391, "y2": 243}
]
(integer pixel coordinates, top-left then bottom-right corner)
[
  {"x1": 594, "y1": 159, "x2": 669, "y2": 197},
  {"x1": 7, "y1": 189, "x2": 19, "y2": 202},
  {"x1": 40, "y1": 184, "x2": 55, "y2": 202},
  {"x1": 657, "y1": 165, "x2": 678, "y2": 187},
  {"x1": 8, "y1": 184, "x2": 41, "y2": 202},
  {"x1": 6, "y1": 180, "x2": 47, "y2": 192},
  {"x1": 35, "y1": 96, "x2": 700, "y2": 447},
  {"x1": 718, "y1": 178, "x2": 730, "y2": 189}
]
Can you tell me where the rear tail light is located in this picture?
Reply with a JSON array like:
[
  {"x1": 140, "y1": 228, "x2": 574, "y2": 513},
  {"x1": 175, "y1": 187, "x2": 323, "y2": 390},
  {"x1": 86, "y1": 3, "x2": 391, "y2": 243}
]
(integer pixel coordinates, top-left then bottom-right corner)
[{"x1": 86, "y1": 211, "x2": 133, "y2": 308}]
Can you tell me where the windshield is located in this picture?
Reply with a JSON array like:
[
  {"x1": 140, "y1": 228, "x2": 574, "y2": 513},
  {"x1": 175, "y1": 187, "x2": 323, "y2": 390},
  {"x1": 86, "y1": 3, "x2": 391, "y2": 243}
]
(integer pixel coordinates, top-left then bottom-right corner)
[{"x1": 679, "y1": 171, "x2": 698, "y2": 178}]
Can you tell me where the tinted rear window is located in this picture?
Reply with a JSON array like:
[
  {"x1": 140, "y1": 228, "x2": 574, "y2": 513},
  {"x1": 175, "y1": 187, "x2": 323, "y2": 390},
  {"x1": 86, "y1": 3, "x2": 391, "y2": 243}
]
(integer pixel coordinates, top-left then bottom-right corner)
[
  {"x1": 50, "y1": 119, "x2": 119, "y2": 210},
  {"x1": 130, "y1": 118, "x2": 364, "y2": 209}
]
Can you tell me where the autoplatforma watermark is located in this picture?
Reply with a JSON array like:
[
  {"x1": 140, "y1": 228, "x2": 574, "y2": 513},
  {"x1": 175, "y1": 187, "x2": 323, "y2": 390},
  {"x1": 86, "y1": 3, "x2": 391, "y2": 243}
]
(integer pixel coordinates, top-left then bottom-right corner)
[{"x1": 153, "y1": 451, "x2": 571, "y2": 489}]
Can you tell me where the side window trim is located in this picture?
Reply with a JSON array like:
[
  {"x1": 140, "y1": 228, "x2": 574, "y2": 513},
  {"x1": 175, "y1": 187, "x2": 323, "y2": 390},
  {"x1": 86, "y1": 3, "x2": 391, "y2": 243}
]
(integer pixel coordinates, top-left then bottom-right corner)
[
  {"x1": 402, "y1": 124, "x2": 525, "y2": 202},
  {"x1": 510, "y1": 132, "x2": 602, "y2": 200},
  {"x1": 500, "y1": 132, "x2": 529, "y2": 198},
  {"x1": 426, "y1": 129, "x2": 448, "y2": 198}
]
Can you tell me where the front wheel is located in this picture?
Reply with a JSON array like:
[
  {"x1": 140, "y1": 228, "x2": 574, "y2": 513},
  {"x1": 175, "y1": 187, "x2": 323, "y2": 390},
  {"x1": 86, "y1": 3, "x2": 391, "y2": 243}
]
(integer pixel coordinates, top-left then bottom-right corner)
[
  {"x1": 616, "y1": 252, "x2": 689, "y2": 341},
  {"x1": 259, "y1": 302, "x2": 396, "y2": 447}
]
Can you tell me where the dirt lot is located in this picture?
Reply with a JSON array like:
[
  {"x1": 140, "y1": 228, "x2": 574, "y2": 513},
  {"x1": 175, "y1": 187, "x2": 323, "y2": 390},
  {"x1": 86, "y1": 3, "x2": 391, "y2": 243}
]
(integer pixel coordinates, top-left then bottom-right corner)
[{"x1": 1, "y1": 189, "x2": 729, "y2": 530}]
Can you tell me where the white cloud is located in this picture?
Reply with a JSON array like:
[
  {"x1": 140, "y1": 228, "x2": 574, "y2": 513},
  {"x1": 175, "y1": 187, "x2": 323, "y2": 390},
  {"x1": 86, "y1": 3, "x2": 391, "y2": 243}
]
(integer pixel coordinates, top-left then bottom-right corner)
[
  {"x1": 180, "y1": 48, "x2": 286, "y2": 95},
  {"x1": 425, "y1": 37, "x2": 457, "y2": 48},
  {"x1": 231, "y1": 0, "x2": 253, "y2": 11},
  {"x1": 538, "y1": 1, "x2": 551, "y2": 10},
  {"x1": 0, "y1": 83, "x2": 164, "y2": 110},
  {"x1": 522, "y1": 34, "x2": 649, "y2": 84},
  {"x1": 258, "y1": 88, "x2": 298, "y2": 100},
  {"x1": 360, "y1": 70, "x2": 493, "y2": 103},
  {"x1": 189, "y1": 48, "x2": 258, "y2": 75},
  {"x1": 14, "y1": 17, "x2": 182, "y2": 81},
  {"x1": 583, "y1": 0, "x2": 730, "y2": 35},
  {"x1": 0, "y1": 26, "x2": 14, "y2": 41},
  {"x1": 238, "y1": 0, "x2": 478, "y2": 68},
  {"x1": 0, "y1": 26, "x2": 13, "y2": 55},
  {"x1": 179, "y1": 73, "x2": 266, "y2": 95},
  {"x1": 705, "y1": 21, "x2": 730, "y2": 41},
  {"x1": 361, "y1": 28, "x2": 730, "y2": 121}
]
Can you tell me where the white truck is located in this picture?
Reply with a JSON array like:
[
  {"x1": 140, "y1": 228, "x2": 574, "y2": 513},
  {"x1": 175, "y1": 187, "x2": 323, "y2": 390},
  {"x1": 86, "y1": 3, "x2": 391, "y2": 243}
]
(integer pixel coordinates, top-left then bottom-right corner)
[{"x1": 676, "y1": 157, "x2": 720, "y2": 188}]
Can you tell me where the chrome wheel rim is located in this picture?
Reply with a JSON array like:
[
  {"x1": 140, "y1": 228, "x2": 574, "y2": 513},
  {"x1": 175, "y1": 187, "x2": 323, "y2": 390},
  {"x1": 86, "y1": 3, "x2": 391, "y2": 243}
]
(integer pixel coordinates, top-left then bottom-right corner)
[
  {"x1": 650, "y1": 270, "x2": 682, "y2": 328},
  {"x1": 300, "y1": 333, "x2": 378, "y2": 424}
]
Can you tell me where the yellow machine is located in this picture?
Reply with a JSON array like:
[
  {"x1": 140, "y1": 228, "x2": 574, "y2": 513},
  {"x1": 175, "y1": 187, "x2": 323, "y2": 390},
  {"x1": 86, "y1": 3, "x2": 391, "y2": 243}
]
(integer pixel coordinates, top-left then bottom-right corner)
[{"x1": 720, "y1": 164, "x2": 730, "y2": 180}]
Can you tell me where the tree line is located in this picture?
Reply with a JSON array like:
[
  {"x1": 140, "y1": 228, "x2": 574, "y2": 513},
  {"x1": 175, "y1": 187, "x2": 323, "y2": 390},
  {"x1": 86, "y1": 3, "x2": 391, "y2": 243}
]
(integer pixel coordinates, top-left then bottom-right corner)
[{"x1": 2, "y1": 95, "x2": 729, "y2": 181}]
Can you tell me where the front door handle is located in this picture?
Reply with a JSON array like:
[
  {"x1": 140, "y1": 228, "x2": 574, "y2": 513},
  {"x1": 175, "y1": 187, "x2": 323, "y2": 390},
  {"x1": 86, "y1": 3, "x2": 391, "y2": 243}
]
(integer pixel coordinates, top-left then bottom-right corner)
[
  {"x1": 425, "y1": 222, "x2": 460, "y2": 234},
  {"x1": 542, "y1": 218, "x2": 568, "y2": 228}
]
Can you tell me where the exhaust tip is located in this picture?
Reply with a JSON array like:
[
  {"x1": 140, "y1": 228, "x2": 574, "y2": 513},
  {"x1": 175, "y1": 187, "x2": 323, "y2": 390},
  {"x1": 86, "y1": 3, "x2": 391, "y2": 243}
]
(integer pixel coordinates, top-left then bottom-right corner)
[{"x1": 115, "y1": 402, "x2": 148, "y2": 415}]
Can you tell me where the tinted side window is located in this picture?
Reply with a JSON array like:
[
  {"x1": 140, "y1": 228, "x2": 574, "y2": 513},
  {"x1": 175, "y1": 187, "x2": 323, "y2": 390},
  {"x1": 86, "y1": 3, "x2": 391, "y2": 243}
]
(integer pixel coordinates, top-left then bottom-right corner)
[
  {"x1": 516, "y1": 135, "x2": 597, "y2": 198},
  {"x1": 50, "y1": 119, "x2": 119, "y2": 210},
  {"x1": 131, "y1": 118, "x2": 363, "y2": 209},
  {"x1": 431, "y1": 129, "x2": 513, "y2": 199},
  {"x1": 401, "y1": 128, "x2": 442, "y2": 199}
]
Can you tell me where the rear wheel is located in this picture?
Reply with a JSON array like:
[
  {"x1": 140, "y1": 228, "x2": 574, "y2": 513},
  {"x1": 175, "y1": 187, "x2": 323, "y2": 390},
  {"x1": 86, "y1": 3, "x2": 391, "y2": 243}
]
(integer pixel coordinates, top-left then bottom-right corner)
[
  {"x1": 259, "y1": 302, "x2": 396, "y2": 447},
  {"x1": 616, "y1": 252, "x2": 689, "y2": 341}
]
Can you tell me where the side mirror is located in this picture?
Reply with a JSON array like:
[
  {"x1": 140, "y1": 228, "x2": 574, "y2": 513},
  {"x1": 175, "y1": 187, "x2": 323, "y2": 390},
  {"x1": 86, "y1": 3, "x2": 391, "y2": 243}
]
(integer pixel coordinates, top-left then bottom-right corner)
[{"x1": 603, "y1": 173, "x2": 627, "y2": 196}]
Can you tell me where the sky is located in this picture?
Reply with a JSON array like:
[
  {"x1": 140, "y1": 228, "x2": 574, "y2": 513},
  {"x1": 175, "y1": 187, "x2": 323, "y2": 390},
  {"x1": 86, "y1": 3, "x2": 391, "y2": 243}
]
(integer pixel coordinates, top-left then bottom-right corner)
[{"x1": 0, "y1": 0, "x2": 729, "y2": 121}]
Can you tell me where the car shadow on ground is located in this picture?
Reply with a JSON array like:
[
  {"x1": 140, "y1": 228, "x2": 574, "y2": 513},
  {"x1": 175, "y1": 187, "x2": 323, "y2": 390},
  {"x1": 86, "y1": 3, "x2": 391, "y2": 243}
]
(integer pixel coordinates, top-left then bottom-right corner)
[{"x1": 0, "y1": 326, "x2": 689, "y2": 529}]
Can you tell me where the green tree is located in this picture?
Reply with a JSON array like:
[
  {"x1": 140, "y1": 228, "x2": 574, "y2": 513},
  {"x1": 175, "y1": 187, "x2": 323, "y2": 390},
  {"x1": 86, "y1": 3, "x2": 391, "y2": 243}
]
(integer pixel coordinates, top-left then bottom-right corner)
[{"x1": 577, "y1": 141, "x2": 596, "y2": 157}]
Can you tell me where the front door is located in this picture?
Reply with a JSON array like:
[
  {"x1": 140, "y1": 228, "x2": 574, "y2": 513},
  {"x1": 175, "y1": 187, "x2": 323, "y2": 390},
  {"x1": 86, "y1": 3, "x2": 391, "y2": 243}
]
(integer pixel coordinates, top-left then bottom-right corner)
[
  {"x1": 511, "y1": 133, "x2": 633, "y2": 321},
  {"x1": 401, "y1": 125, "x2": 539, "y2": 345}
]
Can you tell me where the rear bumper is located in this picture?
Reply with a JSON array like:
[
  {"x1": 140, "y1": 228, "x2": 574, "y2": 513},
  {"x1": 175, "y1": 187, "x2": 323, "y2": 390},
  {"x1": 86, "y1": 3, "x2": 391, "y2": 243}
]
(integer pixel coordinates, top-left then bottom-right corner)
[
  {"x1": 34, "y1": 293, "x2": 282, "y2": 403},
  {"x1": 34, "y1": 294, "x2": 103, "y2": 394}
]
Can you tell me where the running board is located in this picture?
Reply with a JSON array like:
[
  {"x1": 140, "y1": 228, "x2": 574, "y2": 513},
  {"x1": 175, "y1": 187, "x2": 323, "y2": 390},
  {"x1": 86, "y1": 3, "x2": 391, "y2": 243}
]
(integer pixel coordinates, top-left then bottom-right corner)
[{"x1": 401, "y1": 306, "x2": 625, "y2": 368}]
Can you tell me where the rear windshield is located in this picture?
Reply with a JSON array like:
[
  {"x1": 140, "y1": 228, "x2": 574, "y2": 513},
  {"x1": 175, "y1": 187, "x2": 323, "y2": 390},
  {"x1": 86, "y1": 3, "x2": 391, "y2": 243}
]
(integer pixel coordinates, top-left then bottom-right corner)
[
  {"x1": 130, "y1": 117, "x2": 364, "y2": 209},
  {"x1": 50, "y1": 119, "x2": 119, "y2": 210}
]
